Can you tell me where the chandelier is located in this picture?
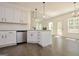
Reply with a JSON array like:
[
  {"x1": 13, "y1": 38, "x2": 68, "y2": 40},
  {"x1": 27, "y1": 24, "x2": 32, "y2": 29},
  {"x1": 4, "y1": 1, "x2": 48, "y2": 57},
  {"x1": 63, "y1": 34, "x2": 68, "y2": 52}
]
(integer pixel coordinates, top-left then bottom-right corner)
[
  {"x1": 43, "y1": 2, "x2": 46, "y2": 19},
  {"x1": 72, "y1": 2, "x2": 78, "y2": 19},
  {"x1": 35, "y1": 8, "x2": 37, "y2": 19},
  {"x1": 34, "y1": 8, "x2": 40, "y2": 22}
]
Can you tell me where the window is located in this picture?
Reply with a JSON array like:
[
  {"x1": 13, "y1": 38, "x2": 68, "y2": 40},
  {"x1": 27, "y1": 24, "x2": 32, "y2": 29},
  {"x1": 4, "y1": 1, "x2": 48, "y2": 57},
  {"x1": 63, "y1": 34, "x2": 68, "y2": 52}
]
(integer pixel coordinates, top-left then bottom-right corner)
[
  {"x1": 35, "y1": 19, "x2": 42, "y2": 30},
  {"x1": 36, "y1": 23, "x2": 42, "y2": 30},
  {"x1": 48, "y1": 22, "x2": 53, "y2": 33},
  {"x1": 48, "y1": 22, "x2": 53, "y2": 30},
  {"x1": 57, "y1": 22, "x2": 62, "y2": 36},
  {"x1": 68, "y1": 17, "x2": 79, "y2": 33}
]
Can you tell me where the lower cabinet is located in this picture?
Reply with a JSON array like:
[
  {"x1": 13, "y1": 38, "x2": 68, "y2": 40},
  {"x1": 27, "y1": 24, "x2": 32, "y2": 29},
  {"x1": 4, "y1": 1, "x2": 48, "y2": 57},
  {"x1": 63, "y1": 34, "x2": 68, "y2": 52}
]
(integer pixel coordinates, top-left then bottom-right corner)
[
  {"x1": 38, "y1": 31, "x2": 52, "y2": 47},
  {"x1": 27, "y1": 31, "x2": 38, "y2": 43},
  {"x1": 0, "y1": 31, "x2": 16, "y2": 48},
  {"x1": 27, "y1": 30, "x2": 52, "y2": 47}
]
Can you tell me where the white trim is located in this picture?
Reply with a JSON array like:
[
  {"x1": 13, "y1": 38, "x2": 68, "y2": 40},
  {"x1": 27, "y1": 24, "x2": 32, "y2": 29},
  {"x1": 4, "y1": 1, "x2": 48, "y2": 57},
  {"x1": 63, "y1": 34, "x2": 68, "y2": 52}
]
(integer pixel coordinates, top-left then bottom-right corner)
[{"x1": 0, "y1": 43, "x2": 17, "y2": 48}]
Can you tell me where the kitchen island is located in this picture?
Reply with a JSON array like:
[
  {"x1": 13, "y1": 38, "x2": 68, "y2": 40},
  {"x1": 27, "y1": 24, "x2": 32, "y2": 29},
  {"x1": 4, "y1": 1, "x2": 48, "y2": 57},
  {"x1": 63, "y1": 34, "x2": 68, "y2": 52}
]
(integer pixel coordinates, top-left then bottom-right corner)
[{"x1": 27, "y1": 30, "x2": 52, "y2": 47}]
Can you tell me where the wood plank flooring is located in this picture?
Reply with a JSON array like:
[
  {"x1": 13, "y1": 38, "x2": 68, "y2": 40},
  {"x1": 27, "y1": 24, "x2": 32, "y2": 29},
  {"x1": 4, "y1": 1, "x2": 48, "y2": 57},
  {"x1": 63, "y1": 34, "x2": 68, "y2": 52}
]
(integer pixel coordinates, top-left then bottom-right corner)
[
  {"x1": 0, "y1": 43, "x2": 53, "y2": 56},
  {"x1": 0, "y1": 36, "x2": 79, "y2": 56}
]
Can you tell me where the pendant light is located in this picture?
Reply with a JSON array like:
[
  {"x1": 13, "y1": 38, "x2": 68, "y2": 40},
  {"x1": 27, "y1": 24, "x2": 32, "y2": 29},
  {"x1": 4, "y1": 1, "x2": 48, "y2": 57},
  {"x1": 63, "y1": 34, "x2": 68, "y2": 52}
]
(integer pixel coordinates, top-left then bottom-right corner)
[
  {"x1": 72, "y1": 2, "x2": 78, "y2": 19},
  {"x1": 43, "y1": 2, "x2": 46, "y2": 19},
  {"x1": 34, "y1": 8, "x2": 37, "y2": 19},
  {"x1": 34, "y1": 8, "x2": 39, "y2": 22}
]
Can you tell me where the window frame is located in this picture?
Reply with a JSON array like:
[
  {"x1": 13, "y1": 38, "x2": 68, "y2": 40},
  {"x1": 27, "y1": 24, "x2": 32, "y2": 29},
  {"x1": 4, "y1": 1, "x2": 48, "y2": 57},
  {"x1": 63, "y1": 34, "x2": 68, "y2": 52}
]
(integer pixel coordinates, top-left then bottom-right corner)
[{"x1": 68, "y1": 17, "x2": 79, "y2": 33}]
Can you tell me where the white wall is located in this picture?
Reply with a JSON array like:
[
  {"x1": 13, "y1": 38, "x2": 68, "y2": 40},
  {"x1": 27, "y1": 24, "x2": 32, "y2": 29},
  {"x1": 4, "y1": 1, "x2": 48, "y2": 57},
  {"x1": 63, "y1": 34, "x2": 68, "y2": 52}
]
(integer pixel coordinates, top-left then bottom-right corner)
[{"x1": 0, "y1": 23, "x2": 28, "y2": 30}]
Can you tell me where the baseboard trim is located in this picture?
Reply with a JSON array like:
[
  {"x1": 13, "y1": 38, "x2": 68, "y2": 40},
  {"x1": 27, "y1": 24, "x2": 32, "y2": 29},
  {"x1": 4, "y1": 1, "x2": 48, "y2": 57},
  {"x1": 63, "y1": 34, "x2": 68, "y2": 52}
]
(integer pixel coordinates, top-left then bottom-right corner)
[{"x1": 0, "y1": 43, "x2": 17, "y2": 48}]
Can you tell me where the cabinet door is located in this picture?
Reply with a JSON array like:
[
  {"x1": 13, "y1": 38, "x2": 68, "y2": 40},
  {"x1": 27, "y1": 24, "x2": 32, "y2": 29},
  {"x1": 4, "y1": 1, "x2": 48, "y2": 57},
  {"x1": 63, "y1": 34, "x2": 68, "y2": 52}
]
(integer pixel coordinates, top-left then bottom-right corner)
[
  {"x1": 15, "y1": 9, "x2": 24, "y2": 23},
  {"x1": 0, "y1": 31, "x2": 6, "y2": 45},
  {"x1": 27, "y1": 31, "x2": 37, "y2": 43},
  {"x1": 5, "y1": 31, "x2": 16, "y2": 44},
  {"x1": 22, "y1": 11, "x2": 27, "y2": 23},
  {"x1": 19, "y1": 10, "x2": 23, "y2": 23},
  {"x1": 13, "y1": 8, "x2": 20, "y2": 23},
  {"x1": 0, "y1": 31, "x2": 16, "y2": 48},
  {"x1": 5, "y1": 7, "x2": 14, "y2": 23},
  {"x1": 39, "y1": 31, "x2": 52, "y2": 47},
  {"x1": 0, "y1": 31, "x2": 16, "y2": 45},
  {"x1": 0, "y1": 32, "x2": 4, "y2": 45},
  {"x1": 0, "y1": 6, "x2": 5, "y2": 22}
]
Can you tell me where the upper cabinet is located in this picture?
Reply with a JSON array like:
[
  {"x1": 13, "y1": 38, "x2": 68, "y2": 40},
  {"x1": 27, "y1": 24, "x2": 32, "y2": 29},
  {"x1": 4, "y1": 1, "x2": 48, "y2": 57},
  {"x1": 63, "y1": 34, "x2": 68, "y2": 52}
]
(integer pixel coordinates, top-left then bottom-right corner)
[
  {"x1": 0, "y1": 6, "x2": 5, "y2": 22},
  {"x1": 0, "y1": 5, "x2": 29, "y2": 25},
  {"x1": 5, "y1": 7, "x2": 14, "y2": 23}
]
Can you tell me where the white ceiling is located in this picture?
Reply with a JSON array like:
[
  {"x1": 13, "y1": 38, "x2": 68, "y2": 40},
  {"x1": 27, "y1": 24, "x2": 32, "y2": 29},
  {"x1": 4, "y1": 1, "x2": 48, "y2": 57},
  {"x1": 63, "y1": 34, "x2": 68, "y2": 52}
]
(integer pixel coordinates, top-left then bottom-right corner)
[{"x1": 4, "y1": 2, "x2": 79, "y2": 18}]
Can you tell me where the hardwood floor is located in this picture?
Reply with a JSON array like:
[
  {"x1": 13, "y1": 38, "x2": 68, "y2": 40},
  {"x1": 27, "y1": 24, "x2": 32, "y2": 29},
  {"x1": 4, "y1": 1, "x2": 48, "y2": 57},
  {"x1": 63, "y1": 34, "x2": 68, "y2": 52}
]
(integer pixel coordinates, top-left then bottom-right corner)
[
  {"x1": 0, "y1": 43, "x2": 56, "y2": 56},
  {"x1": 0, "y1": 36, "x2": 79, "y2": 56}
]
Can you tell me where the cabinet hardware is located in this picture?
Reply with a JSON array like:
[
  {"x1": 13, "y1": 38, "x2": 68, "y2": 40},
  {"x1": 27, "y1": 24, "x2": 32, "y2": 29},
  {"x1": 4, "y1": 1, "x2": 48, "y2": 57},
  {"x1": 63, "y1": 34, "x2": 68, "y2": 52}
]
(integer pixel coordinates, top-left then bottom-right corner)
[
  {"x1": 5, "y1": 35, "x2": 7, "y2": 38},
  {"x1": 38, "y1": 41, "x2": 40, "y2": 42},
  {"x1": 2, "y1": 18, "x2": 3, "y2": 22},
  {"x1": 9, "y1": 32, "x2": 12, "y2": 33},
  {"x1": 37, "y1": 34, "x2": 40, "y2": 36},
  {"x1": 38, "y1": 37, "x2": 40, "y2": 39},
  {"x1": 5, "y1": 18, "x2": 6, "y2": 22},
  {"x1": 38, "y1": 32, "x2": 40, "y2": 33},
  {"x1": 2, "y1": 35, "x2": 4, "y2": 38},
  {"x1": 31, "y1": 34, "x2": 33, "y2": 36}
]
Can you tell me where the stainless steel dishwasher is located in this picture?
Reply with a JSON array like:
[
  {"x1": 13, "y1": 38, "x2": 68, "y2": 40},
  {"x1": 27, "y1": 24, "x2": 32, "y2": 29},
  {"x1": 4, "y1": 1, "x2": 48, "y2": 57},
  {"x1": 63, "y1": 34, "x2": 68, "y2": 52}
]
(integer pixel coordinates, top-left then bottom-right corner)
[{"x1": 16, "y1": 30, "x2": 27, "y2": 43}]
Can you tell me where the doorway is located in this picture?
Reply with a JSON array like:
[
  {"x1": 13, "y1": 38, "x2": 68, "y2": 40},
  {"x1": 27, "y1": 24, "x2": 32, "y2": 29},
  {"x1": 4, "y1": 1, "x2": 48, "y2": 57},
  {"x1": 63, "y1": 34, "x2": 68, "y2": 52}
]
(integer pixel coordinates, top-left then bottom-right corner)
[
  {"x1": 48, "y1": 22, "x2": 53, "y2": 34},
  {"x1": 57, "y1": 22, "x2": 63, "y2": 36},
  {"x1": 55, "y1": 22, "x2": 63, "y2": 52}
]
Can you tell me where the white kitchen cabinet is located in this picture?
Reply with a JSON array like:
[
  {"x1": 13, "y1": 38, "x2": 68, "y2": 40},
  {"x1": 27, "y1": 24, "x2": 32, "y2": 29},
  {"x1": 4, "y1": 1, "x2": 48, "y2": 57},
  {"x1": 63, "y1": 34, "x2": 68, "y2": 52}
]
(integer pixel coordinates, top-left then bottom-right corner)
[
  {"x1": 0, "y1": 32, "x2": 4, "y2": 45},
  {"x1": 0, "y1": 6, "x2": 14, "y2": 23},
  {"x1": 0, "y1": 31, "x2": 16, "y2": 48},
  {"x1": 38, "y1": 31, "x2": 52, "y2": 47},
  {"x1": 27, "y1": 30, "x2": 52, "y2": 47},
  {"x1": 0, "y1": 6, "x2": 5, "y2": 22},
  {"x1": 0, "y1": 6, "x2": 29, "y2": 24},
  {"x1": 5, "y1": 31, "x2": 16, "y2": 44},
  {"x1": 19, "y1": 10, "x2": 28, "y2": 24},
  {"x1": 22, "y1": 11, "x2": 28, "y2": 23},
  {"x1": 27, "y1": 31, "x2": 38, "y2": 43},
  {"x1": 13, "y1": 8, "x2": 29, "y2": 24},
  {"x1": 5, "y1": 7, "x2": 14, "y2": 23},
  {"x1": 14, "y1": 9, "x2": 22, "y2": 23}
]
